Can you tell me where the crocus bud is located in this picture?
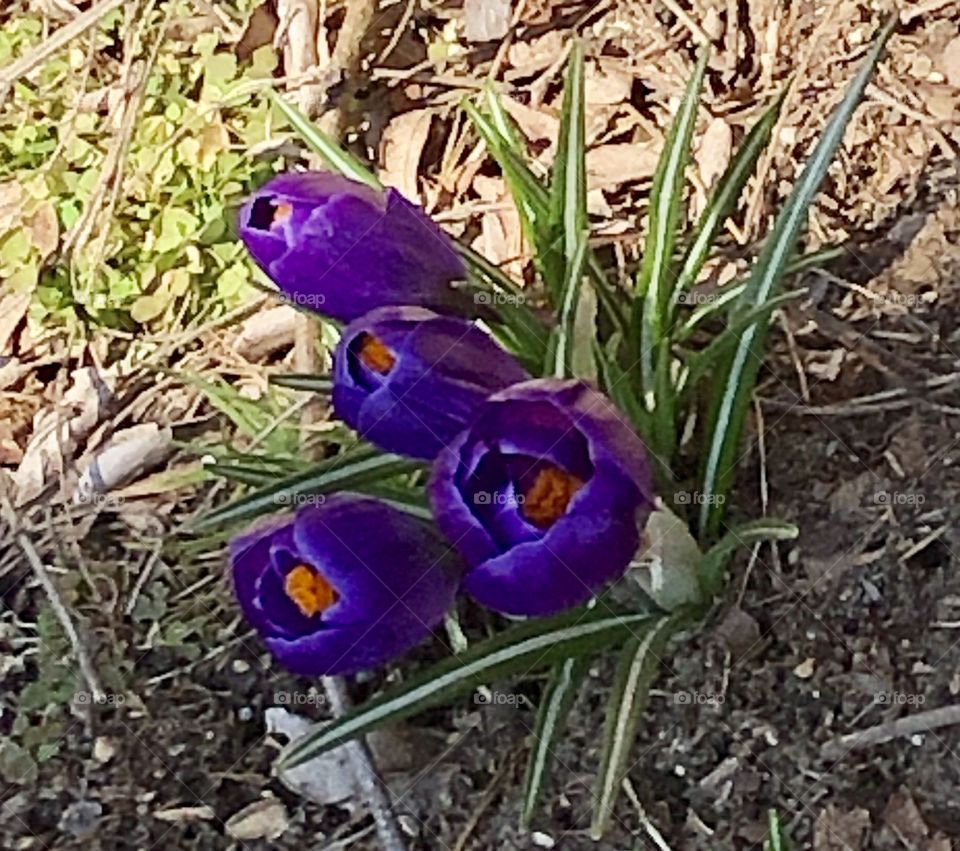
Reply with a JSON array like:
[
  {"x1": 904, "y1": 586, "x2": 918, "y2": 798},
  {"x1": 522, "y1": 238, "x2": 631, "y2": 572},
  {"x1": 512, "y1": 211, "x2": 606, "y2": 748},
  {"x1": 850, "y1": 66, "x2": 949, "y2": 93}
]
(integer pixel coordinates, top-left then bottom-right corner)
[
  {"x1": 238, "y1": 171, "x2": 475, "y2": 322},
  {"x1": 332, "y1": 306, "x2": 530, "y2": 460}
]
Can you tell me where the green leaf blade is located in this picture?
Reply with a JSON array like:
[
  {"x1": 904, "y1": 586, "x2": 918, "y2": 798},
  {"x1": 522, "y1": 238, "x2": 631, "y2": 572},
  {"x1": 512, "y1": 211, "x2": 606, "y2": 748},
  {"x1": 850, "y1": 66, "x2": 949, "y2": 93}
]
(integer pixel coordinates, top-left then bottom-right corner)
[
  {"x1": 521, "y1": 656, "x2": 590, "y2": 828},
  {"x1": 270, "y1": 91, "x2": 382, "y2": 189},
  {"x1": 698, "y1": 518, "x2": 799, "y2": 599},
  {"x1": 280, "y1": 609, "x2": 658, "y2": 770},
  {"x1": 194, "y1": 447, "x2": 421, "y2": 529},
  {"x1": 673, "y1": 91, "x2": 785, "y2": 301},
  {"x1": 549, "y1": 42, "x2": 592, "y2": 379},
  {"x1": 698, "y1": 17, "x2": 896, "y2": 537},
  {"x1": 591, "y1": 616, "x2": 675, "y2": 838},
  {"x1": 268, "y1": 373, "x2": 333, "y2": 394},
  {"x1": 635, "y1": 49, "x2": 709, "y2": 397}
]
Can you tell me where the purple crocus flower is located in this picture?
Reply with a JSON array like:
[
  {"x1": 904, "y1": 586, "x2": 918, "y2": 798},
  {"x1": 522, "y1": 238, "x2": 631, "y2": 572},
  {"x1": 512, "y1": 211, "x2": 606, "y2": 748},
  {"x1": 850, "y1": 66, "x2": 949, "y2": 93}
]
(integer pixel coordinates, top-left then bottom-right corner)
[
  {"x1": 428, "y1": 380, "x2": 655, "y2": 617},
  {"x1": 332, "y1": 306, "x2": 530, "y2": 460},
  {"x1": 230, "y1": 495, "x2": 461, "y2": 676},
  {"x1": 238, "y1": 171, "x2": 474, "y2": 322}
]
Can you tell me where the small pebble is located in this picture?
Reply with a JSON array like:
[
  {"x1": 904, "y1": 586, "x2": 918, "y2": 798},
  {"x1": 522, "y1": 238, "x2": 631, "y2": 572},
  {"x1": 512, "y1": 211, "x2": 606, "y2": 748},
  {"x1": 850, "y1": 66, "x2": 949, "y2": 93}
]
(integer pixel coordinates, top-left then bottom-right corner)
[
  {"x1": 92, "y1": 737, "x2": 116, "y2": 764},
  {"x1": 59, "y1": 801, "x2": 102, "y2": 838},
  {"x1": 531, "y1": 832, "x2": 556, "y2": 848},
  {"x1": 794, "y1": 658, "x2": 816, "y2": 679}
]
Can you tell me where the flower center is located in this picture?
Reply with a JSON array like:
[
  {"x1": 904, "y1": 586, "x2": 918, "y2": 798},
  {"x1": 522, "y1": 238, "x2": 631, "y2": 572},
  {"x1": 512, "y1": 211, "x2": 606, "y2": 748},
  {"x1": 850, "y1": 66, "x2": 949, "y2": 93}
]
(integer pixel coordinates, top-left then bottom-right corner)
[
  {"x1": 521, "y1": 465, "x2": 584, "y2": 529},
  {"x1": 248, "y1": 197, "x2": 293, "y2": 230},
  {"x1": 271, "y1": 201, "x2": 293, "y2": 224},
  {"x1": 284, "y1": 564, "x2": 339, "y2": 618},
  {"x1": 357, "y1": 333, "x2": 396, "y2": 374}
]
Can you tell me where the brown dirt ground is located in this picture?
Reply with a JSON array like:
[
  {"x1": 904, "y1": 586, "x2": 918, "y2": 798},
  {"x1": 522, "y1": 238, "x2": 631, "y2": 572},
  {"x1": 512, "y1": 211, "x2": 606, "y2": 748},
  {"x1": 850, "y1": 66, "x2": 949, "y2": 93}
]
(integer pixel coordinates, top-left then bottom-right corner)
[{"x1": 3, "y1": 1, "x2": 960, "y2": 850}]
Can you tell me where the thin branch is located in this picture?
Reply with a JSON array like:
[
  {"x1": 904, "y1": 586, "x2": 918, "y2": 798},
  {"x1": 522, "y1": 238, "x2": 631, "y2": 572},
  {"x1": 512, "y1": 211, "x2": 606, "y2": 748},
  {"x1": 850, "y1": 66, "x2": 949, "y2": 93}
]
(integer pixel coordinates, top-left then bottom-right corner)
[
  {"x1": 322, "y1": 677, "x2": 408, "y2": 851},
  {"x1": 16, "y1": 530, "x2": 104, "y2": 701},
  {"x1": 821, "y1": 705, "x2": 960, "y2": 759}
]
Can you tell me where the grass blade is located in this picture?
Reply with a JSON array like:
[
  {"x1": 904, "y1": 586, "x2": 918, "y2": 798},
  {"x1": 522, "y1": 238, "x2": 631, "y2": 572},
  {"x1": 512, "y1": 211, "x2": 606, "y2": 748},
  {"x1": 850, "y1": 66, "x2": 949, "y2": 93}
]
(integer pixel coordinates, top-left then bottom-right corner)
[
  {"x1": 676, "y1": 245, "x2": 844, "y2": 340},
  {"x1": 765, "y1": 809, "x2": 794, "y2": 851},
  {"x1": 280, "y1": 608, "x2": 659, "y2": 770},
  {"x1": 194, "y1": 447, "x2": 421, "y2": 529},
  {"x1": 463, "y1": 98, "x2": 549, "y2": 229},
  {"x1": 698, "y1": 518, "x2": 798, "y2": 599},
  {"x1": 521, "y1": 656, "x2": 590, "y2": 828},
  {"x1": 591, "y1": 616, "x2": 675, "y2": 838},
  {"x1": 458, "y1": 243, "x2": 550, "y2": 371},
  {"x1": 549, "y1": 41, "x2": 591, "y2": 378},
  {"x1": 681, "y1": 288, "x2": 805, "y2": 392},
  {"x1": 464, "y1": 93, "x2": 630, "y2": 337},
  {"x1": 698, "y1": 16, "x2": 896, "y2": 537},
  {"x1": 550, "y1": 236, "x2": 589, "y2": 377},
  {"x1": 671, "y1": 93, "x2": 784, "y2": 305},
  {"x1": 270, "y1": 91, "x2": 382, "y2": 190},
  {"x1": 482, "y1": 85, "x2": 526, "y2": 153},
  {"x1": 635, "y1": 49, "x2": 709, "y2": 399},
  {"x1": 206, "y1": 462, "x2": 283, "y2": 486},
  {"x1": 269, "y1": 374, "x2": 333, "y2": 394},
  {"x1": 548, "y1": 41, "x2": 587, "y2": 297}
]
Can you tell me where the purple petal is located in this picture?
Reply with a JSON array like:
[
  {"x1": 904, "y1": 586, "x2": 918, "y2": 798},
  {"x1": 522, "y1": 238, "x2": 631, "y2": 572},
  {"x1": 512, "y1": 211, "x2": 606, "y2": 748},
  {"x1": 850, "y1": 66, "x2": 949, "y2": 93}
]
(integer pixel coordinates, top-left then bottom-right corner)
[
  {"x1": 333, "y1": 307, "x2": 530, "y2": 460},
  {"x1": 238, "y1": 173, "x2": 472, "y2": 323},
  {"x1": 428, "y1": 379, "x2": 656, "y2": 617}
]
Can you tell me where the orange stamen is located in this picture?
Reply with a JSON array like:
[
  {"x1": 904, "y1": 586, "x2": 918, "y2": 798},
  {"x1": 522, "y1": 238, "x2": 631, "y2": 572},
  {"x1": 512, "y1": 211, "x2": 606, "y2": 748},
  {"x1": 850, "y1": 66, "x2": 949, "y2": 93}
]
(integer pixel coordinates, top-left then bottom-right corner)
[
  {"x1": 358, "y1": 333, "x2": 396, "y2": 374},
  {"x1": 273, "y1": 202, "x2": 293, "y2": 224},
  {"x1": 284, "y1": 564, "x2": 339, "y2": 618},
  {"x1": 521, "y1": 466, "x2": 584, "y2": 529}
]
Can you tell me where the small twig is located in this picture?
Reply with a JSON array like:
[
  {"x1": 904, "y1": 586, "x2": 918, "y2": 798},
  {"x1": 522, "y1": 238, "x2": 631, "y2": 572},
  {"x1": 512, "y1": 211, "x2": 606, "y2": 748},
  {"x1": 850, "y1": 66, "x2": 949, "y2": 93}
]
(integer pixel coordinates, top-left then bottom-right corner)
[
  {"x1": 898, "y1": 525, "x2": 948, "y2": 564},
  {"x1": 656, "y1": 0, "x2": 712, "y2": 45},
  {"x1": 125, "y1": 545, "x2": 162, "y2": 616},
  {"x1": 0, "y1": 0, "x2": 127, "y2": 102},
  {"x1": 322, "y1": 677, "x2": 408, "y2": 851},
  {"x1": 451, "y1": 751, "x2": 515, "y2": 851},
  {"x1": 622, "y1": 777, "x2": 676, "y2": 851},
  {"x1": 14, "y1": 529, "x2": 104, "y2": 701},
  {"x1": 376, "y1": 0, "x2": 416, "y2": 64},
  {"x1": 821, "y1": 705, "x2": 960, "y2": 760},
  {"x1": 318, "y1": 0, "x2": 377, "y2": 138},
  {"x1": 900, "y1": 0, "x2": 954, "y2": 24}
]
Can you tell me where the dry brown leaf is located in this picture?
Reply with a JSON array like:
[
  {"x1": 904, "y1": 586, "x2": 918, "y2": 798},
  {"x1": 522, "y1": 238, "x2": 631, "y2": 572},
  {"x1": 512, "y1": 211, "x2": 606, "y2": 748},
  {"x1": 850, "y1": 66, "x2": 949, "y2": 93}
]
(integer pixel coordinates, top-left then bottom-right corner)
[
  {"x1": 0, "y1": 420, "x2": 23, "y2": 466},
  {"x1": 471, "y1": 176, "x2": 523, "y2": 268},
  {"x1": 943, "y1": 36, "x2": 960, "y2": 87},
  {"x1": 586, "y1": 143, "x2": 658, "y2": 189},
  {"x1": 585, "y1": 61, "x2": 632, "y2": 106},
  {"x1": 501, "y1": 96, "x2": 559, "y2": 142},
  {"x1": 884, "y1": 789, "x2": 952, "y2": 850},
  {"x1": 464, "y1": 0, "x2": 510, "y2": 42},
  {"x1": 0, "y1": 292, "x2": 29, "y2": 355},
  {"x1": 697, "y1": 116, "x2": 733, "y2": 189},
  {"x1": 806, "y1": 349, "x2": 845, "y2": 382},
  {"x1": 814, "y1": 805, "x2": 870, "y2": 851},
  {"x1": 13, "y1": 366, "x2": 114, "y2": 505},
  {"x1": 225, "y1": 798, "x2": 289, "y2": 841},
  {"x1": 379, "y1": 110, "x2": 433, "y2": 202},
  {"x1": 233, "y1": 304, "x2": 297, "y2": 361},
  {"x1": 506, "y1": 31, "x2": 564, "y2": 79},
  {"x1": 0, "y1": 182, "x2": 23, "y2": 232},
  {"x1": 153, "y1": 805, "x2": 216, "y2": 824},
  {"x1": 23, "y1": 201, "x2": 59, "y2": 260}
]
